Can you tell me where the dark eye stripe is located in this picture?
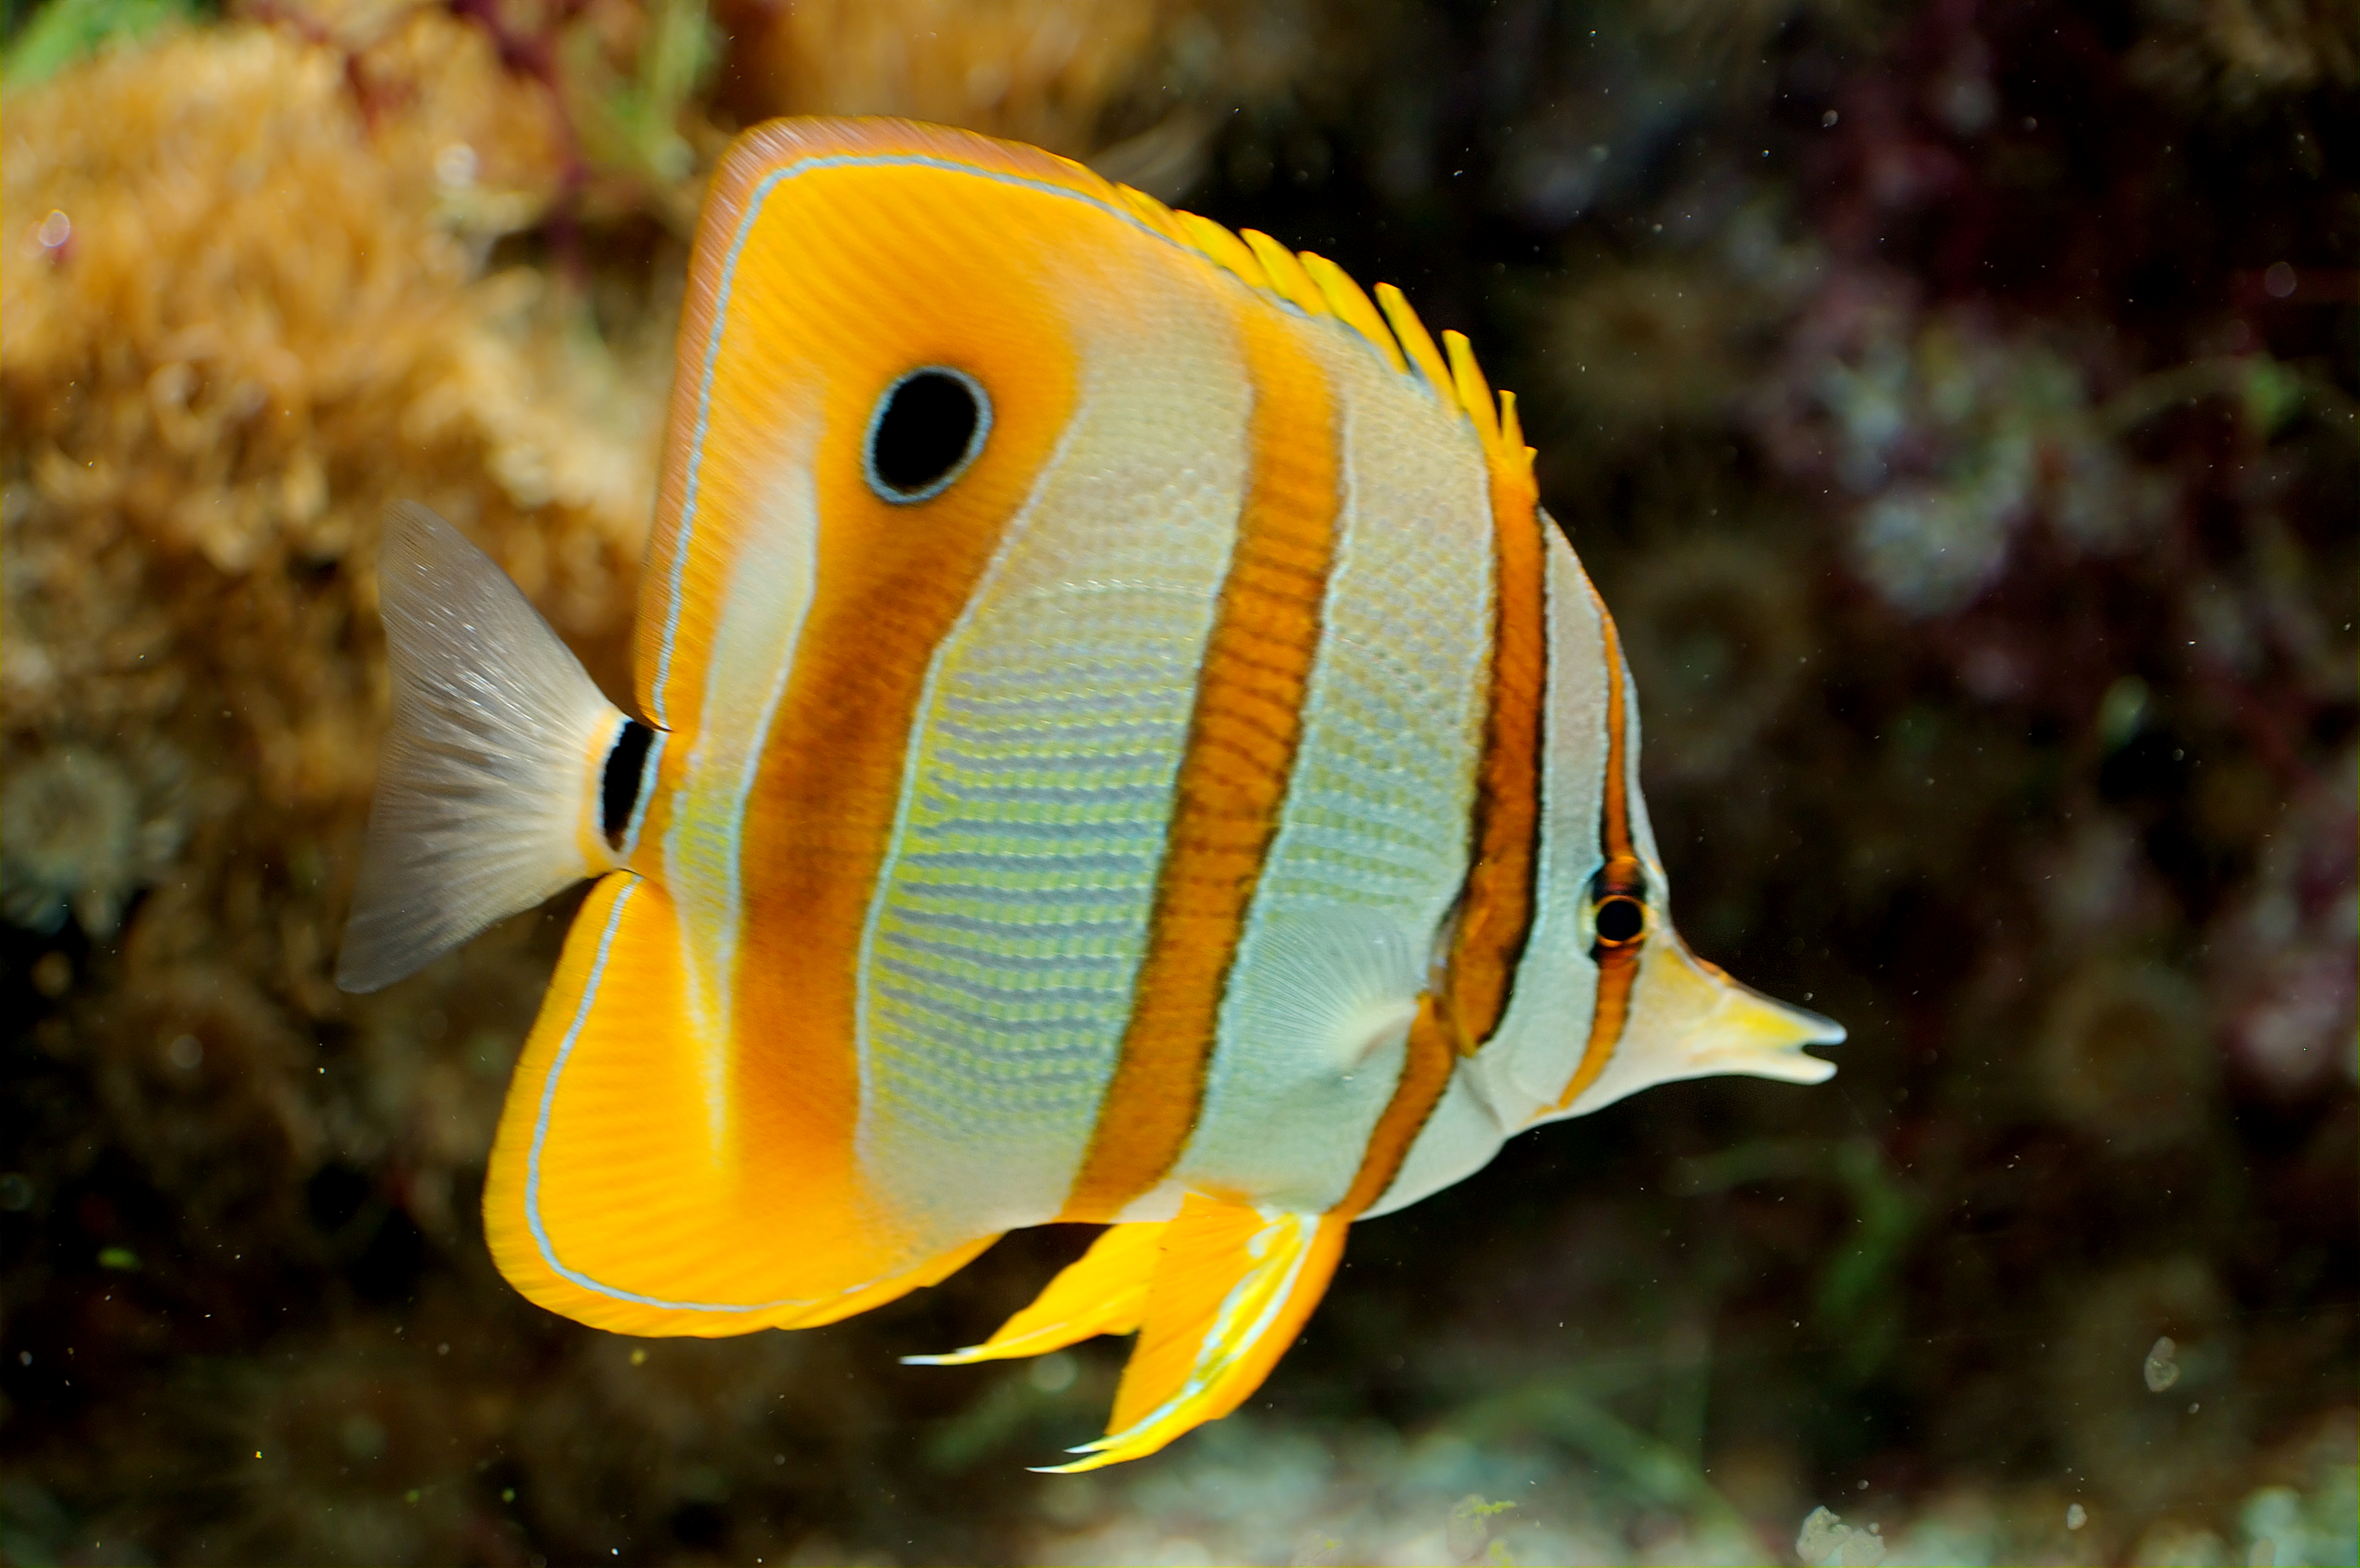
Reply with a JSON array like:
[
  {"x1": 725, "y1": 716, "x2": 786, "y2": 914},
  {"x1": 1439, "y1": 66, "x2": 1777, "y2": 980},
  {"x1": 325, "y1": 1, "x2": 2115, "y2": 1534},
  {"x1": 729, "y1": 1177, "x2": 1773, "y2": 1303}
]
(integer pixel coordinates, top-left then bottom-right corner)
[
  {"x1": 1430, "y1": 493, "x2": 1551, "y2": 1059},
  {"x1": 1555, "y1": 598, "x2": 1644, "y2": 1111}
]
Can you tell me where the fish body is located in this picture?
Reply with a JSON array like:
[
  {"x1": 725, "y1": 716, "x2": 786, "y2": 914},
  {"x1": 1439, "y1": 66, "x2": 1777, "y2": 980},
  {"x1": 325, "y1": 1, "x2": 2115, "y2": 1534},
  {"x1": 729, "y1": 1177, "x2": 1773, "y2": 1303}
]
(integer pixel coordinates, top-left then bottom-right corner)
[{"x1": 339, "y1": 117, "x2": 1840, "y2": 1469}]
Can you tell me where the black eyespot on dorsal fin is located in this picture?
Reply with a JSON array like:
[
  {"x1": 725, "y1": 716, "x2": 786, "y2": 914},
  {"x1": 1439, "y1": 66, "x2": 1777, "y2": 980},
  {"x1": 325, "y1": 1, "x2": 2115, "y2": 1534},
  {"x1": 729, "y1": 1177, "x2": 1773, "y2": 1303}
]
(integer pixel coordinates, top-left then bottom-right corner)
[{"x1": 865, "y1": 367, "x2": 990, "y2": 503}]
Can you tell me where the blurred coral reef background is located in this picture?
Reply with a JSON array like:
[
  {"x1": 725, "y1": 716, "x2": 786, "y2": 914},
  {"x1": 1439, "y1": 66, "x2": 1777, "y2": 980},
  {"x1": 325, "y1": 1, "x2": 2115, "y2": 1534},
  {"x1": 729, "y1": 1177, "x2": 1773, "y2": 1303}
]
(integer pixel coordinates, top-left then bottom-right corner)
[{"x1": 1, "y1": 0, "x2": 2352, "y2": 1561}]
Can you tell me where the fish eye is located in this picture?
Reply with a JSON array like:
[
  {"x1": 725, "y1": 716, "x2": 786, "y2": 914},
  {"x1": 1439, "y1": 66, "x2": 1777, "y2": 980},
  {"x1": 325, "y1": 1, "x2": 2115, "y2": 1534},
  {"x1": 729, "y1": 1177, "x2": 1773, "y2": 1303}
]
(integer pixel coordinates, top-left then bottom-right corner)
[
  {"x1": 864, "y1": 367, "x2": 990, "y2": 503},
  {"x1": 1591, "y1": 892, "x2": 1646, "y2": 947}
]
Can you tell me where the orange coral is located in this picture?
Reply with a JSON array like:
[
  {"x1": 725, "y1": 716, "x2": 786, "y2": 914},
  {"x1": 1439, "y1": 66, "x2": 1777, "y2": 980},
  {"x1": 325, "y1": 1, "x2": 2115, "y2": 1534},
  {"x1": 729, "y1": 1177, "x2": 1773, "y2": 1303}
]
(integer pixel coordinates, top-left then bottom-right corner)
[
  {"x1": 713, "y1": 0, "x2": 1165, "y2": 155},
  {"x1": 2, "y1": 16, "x2": 665, "y2": 785},
  {"x1": 706, "y1": 0, "x2": 1329, "y2": 201},
  {"x1": 2, "y1": 18, "x2": 670, "y2": 1208}
]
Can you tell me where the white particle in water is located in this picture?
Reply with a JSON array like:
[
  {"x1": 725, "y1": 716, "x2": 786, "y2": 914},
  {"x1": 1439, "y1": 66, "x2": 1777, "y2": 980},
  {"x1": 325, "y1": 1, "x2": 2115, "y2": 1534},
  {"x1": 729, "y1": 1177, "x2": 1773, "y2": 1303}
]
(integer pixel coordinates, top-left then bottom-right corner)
[{"x1": 2143, "y1": 1335, "x2": 2181, "y2": 1391}]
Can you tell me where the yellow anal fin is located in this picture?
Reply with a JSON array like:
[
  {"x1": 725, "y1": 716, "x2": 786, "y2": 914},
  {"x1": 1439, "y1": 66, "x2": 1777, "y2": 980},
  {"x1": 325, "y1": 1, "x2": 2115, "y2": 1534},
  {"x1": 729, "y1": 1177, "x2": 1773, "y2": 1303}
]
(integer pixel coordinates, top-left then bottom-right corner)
[
  {"x1": 903, "y1": 1222, "x2": 1166, "y2": 1366},
  {"x1": 484, "y1": 874, "x2": 999, "y2": 1337},
  {"x1": 771, "y1": 1231, "x2": 1005, "y2": 1331},
  {"x1": 1040, "y1": 1194, "x2": 1347, "y2": 1473}
]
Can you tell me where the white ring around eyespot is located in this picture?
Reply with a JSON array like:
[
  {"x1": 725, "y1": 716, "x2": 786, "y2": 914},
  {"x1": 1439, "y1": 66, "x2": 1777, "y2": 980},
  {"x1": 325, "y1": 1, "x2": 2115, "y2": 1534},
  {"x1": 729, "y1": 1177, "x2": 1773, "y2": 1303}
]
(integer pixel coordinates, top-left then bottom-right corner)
[{"x1": 860, "y1": 366, "x2": 993, "y2": 505}]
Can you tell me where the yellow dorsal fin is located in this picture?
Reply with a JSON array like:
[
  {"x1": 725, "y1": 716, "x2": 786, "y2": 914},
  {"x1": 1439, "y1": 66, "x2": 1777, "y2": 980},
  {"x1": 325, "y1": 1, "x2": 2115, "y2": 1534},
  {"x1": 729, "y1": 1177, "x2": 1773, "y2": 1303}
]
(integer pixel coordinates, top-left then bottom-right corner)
[
  {"x1": 1109, "y1": 181, "x2": 1539, "y2": 500},
  {"x1": 1114, "y1": 181, "x2": 1179, "y2": 234},
  {"x1": 1240, "y1": 228, "x2": 1329, "y2": 316},
  {"x1": 1444, "y1": 329, "x2": 1502, "y2": 450},
  {"x1": 1443, "y1": 327, "x2": 1535, "y2": 495},
  {"x1": 1175, "y1": 209, "x2": 1272, "y2": 292},
  {"x1": 1300, "y1": 252, "x2": 1409, "y2": 376},
  {"x1": 1500, "y1": 387, "x2": 1528, "y2": 456},
  {"x1": 1374, "y1": 280, "x2": 1452, "y2": 395}
]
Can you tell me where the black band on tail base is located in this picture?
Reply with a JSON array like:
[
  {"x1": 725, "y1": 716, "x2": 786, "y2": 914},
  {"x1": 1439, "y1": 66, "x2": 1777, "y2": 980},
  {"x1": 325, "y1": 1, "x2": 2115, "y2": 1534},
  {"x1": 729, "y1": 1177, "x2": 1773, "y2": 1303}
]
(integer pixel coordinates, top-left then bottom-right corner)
[{"x1": 600, "y1": 720, "x2": 656, "y2": 848}]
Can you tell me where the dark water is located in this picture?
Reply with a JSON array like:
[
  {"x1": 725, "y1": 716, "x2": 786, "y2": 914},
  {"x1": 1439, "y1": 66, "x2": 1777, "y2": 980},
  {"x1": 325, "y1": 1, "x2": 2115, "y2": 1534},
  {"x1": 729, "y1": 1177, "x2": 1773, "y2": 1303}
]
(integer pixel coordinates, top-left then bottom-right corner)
[{"x1": 3, "y1": 1, "x2": 2353, "y2": 1563}]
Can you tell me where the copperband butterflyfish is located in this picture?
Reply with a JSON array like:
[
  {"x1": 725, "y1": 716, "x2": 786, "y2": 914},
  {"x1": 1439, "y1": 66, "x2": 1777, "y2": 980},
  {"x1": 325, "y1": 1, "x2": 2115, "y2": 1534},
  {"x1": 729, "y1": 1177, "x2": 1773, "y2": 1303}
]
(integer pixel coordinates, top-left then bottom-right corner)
[{"x1": 337, "y1": 116, "x2": 1841, "y2": 1472}]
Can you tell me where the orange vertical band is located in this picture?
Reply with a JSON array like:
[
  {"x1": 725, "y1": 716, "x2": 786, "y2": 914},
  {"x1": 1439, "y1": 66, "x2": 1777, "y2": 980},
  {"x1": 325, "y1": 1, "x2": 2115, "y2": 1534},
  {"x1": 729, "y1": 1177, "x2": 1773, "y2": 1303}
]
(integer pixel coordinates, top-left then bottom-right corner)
[
  {"x1": 1063, "y1": 307, "x2": 1342, "y2": 1222},
  {"x1": 1332, "y1": 993, "x2": 1460, "y2": 1217},
  {"x1": 712, "y1": 157, "x2": 1086, "y2": 1261},
  {"x1": 1330, "y1": 359, "x2": 1547, "y2": 1215},
  {"x1": 1441, "y1": 472, "x2": 1550, "y2": 1055}
]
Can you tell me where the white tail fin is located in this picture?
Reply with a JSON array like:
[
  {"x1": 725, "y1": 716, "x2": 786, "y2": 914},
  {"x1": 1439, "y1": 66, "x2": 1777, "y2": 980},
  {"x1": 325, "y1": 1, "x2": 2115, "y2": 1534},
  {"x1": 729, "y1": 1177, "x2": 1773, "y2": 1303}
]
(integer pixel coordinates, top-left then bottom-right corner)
[{"x1": 337, "y1": 504, "x2": 637, "y2": 994}]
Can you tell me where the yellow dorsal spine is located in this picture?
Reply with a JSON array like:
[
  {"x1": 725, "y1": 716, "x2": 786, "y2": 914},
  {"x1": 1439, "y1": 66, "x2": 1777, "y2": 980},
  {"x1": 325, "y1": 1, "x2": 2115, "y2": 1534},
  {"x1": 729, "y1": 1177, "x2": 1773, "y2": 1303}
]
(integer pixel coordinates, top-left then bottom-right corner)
[
  {"x1": 1175, "y1": 210, "x2": 1273, "y2": 293},
  {"x1": 1240, "y1": 229, "x2": 1329, "y2": 316},
  {"x1": 1113, "y1": 184, "x2": 1192, "y2": 251},
  {"x1": 1444, "y1": 331, "x2": 1502, "y2": 450},
  {"x1": 1300, "y1": 252, "x2": 1410, "y2": 376},
  {"x1": 1113, "y1": 179, "x2": 1536, "y2": 497},
  {"x1": 1446, "y1": 331, "x2": 1536, "y2": 499},
  {"x1": 1499, "y1": 387, "x2": 1527, "y2": 457},
  {"x1": 1374, "y1": 281, "x2": 1453, "y2": 399}
]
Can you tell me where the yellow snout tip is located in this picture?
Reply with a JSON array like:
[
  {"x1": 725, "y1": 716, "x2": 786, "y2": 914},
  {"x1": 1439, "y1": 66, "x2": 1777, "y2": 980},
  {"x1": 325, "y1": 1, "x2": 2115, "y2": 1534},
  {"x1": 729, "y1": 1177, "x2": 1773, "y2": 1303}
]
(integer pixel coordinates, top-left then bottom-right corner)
[{"x1": 1649, "y1": 940, "x2": 1842, "y2": 1084}]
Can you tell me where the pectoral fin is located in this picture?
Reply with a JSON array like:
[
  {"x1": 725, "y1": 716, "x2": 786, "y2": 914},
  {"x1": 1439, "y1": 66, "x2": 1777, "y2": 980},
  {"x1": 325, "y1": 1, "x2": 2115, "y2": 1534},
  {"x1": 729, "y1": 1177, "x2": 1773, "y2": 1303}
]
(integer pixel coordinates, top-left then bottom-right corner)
[
  {"x1": 903, "y1": 1222, "x2": 1165, "y2": 1366},
  {"x1": 1041, "y1": 1193, "x2": 1347, "y2": 1473}
]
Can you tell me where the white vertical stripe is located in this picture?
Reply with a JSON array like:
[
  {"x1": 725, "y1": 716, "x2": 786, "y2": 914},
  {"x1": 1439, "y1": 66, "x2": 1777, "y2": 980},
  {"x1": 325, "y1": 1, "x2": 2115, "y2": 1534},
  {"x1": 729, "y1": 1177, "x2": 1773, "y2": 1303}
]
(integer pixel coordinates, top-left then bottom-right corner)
[
  {"x1": 661, "y1": 450, "x2": 820, "y2": 1152},
  {"x1": 1175, "y1": 318, "x2": 1494, "y2": 1215},
  {"x1": 849, "y1": 407, "x2": 1090, "y2": 1149},
  {"x1": 851, "y1": 293, "x2": 1255, "y2": 1244}
]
